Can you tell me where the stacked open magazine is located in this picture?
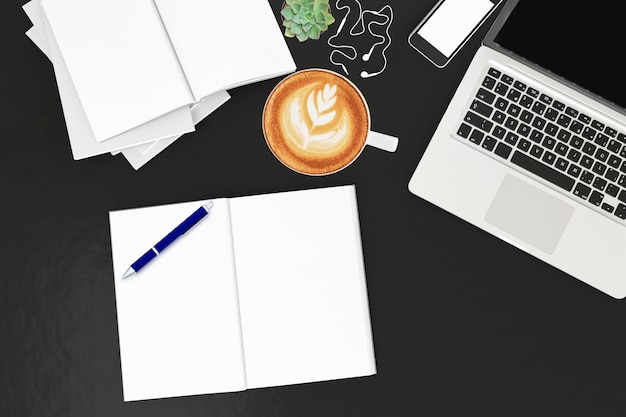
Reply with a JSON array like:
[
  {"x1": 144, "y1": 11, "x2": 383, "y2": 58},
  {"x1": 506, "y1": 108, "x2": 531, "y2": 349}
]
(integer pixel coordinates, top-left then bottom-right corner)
[{"x1": 22, "y1": 0, "x2": 296, "y2": 169}]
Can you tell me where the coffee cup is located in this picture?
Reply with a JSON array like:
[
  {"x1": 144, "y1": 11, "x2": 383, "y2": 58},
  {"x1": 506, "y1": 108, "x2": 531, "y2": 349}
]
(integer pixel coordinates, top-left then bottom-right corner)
[{"x1": 262, "y1": 68, "x2": 398, "y2": 176}]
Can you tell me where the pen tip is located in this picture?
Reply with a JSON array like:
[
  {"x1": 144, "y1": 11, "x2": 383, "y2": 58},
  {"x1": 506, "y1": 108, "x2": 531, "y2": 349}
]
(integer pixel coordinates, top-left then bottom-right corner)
[{"x1": 122, "y1": 268, "x2": 135, "y2": 280}]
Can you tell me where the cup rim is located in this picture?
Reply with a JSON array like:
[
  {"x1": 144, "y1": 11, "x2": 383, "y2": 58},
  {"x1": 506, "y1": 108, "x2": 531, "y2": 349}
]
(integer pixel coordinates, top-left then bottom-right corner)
[{"x1": 262, "y1": 68, "x2": 371, "y2": 176}]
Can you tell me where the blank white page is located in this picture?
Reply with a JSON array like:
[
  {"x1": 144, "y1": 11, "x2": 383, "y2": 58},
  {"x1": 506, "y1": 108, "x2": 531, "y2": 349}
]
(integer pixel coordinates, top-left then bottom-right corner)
[
  {"x1": 229, "y1": 186, "x2": 376, "y2": 389},
  {"x1": 110, "y1": 199, "x2": 246, "y2": 401},
  {"x1": 41, "y1": 0, "x2": 195, "y2": 142},
  {"x1": 152, "y1": 0, "x2": 296, "y2": 100}
]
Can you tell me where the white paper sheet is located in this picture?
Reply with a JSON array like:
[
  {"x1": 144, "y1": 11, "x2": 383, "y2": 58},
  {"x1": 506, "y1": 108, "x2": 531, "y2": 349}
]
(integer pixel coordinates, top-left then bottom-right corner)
[
  {"x1": 230, "y1": 186, "x2": 377, "y2": 388},
  {"x1": 110, "y1": 199, "x2": 247, "y2": 401},
  {"x1": 41, "y1": 0, "x2": 195, "y2": 141},
  {"x1": 109, "y1": 186, "x2": 376, "y2": 401},
  {"x1": 153, "y1": 0, "x2": 296, "y2": 100}
]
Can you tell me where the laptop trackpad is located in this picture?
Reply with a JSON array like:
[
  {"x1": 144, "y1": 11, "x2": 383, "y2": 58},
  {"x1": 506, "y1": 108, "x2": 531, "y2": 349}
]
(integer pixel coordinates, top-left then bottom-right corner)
[{"x1": 484, "y1": 174, "x2": 574, "y2": 255}]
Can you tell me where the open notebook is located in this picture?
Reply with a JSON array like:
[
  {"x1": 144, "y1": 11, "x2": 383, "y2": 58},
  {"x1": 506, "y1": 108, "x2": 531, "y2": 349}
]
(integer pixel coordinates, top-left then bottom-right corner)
[
  {"x1": 41, "y1": 0, "x2": 296, "y2": 143},
  {"x1": 109, "y1": 185, "x2": 376, "y2": 401}
]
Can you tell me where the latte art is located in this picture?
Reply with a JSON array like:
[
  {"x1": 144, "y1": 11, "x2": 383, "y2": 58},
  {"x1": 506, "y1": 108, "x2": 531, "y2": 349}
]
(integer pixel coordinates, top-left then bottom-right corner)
[
  {"x1": 263, "y1": 69, "x2": 369, "y2": 175},
  {"x1": 283, "y1": 82, "x2": 348, "y2": 153}
]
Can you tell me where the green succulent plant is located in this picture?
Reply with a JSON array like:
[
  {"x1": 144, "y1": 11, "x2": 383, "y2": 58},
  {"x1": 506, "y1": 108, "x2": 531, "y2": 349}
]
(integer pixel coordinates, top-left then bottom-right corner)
[{"x1": 281, "y1": 0, "x2": 336, "y2": 42}]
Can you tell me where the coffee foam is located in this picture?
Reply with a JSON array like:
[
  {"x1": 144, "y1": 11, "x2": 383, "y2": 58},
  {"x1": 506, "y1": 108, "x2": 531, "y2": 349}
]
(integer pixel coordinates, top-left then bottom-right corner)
[{"x1": 264, "y1": 70, "x2": 369, "y2": 175}]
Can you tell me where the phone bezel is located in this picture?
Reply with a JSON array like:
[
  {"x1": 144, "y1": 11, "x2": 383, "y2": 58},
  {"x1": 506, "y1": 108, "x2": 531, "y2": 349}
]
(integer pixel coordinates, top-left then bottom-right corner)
[{"x1": 408, "y1": 0, "x2": 503, "y2": 68}]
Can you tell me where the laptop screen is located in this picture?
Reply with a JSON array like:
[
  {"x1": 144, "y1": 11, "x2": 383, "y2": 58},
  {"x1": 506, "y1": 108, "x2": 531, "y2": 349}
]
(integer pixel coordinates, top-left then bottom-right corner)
[{"x1": 490, "y1": 0, "x2": 626, "y2": 112}]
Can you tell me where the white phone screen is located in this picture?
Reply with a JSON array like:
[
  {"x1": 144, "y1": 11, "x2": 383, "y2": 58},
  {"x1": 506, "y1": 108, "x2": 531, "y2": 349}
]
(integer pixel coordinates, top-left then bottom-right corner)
[{"x1": 417, "y1": 0, "x2": 495, "y2": 58}]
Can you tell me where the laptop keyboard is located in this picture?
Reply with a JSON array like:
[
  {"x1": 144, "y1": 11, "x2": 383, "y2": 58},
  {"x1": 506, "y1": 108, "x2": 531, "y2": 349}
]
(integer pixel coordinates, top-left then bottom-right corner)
[{"x1": 455, "y1": 65, "x2": 626, "y2": 224}]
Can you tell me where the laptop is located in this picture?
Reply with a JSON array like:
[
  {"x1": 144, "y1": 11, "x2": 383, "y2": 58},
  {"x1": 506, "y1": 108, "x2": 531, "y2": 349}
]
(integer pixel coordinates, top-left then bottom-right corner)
[{"x1": 408, "y1": 0, "x2": 626, "y2": 298}]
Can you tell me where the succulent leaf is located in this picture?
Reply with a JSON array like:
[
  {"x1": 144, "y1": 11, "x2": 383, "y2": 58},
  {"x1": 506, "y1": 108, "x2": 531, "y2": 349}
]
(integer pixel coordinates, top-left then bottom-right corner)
[{"x1": 281, "y1": 0, "x2": 335, "y2": 42}]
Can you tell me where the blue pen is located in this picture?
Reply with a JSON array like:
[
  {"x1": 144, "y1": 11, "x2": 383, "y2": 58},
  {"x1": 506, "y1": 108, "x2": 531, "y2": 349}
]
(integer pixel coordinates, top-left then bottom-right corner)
[{"x1": 122, "y1": 201, "x2": 214, "y2": 279}]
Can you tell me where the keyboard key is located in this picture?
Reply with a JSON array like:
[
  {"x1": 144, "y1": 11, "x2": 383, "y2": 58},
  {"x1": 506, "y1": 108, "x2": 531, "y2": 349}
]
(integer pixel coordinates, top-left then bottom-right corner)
[
  {"x1": 615, "y1": 203, "x2": 626, "y2": 220},
  {"x1": 589, "y1": 191, "x2": 604, "y2": 206},
  {"x1": 592, "y1": 161, "x2": 607, "y2": 176},
  {"x1": 582, "y1": 126, "x2": 596, "y2": 140},
  {"x1": 556, "y1": 113, "x2": 571, "y2": 127},
  {"x1": 553, "y1": 100, "x2": 566, "y2": 111},
  {"x1": 505, "y1": 117, "x2": 519, "y2": 130},
  {"x1": 595, "y1": 148, "x2": 609, "y2": 162},
  {"x1": 619, "y1": 189, "x2": 626, "y2": 203},
  {"x1": 511, "y1": 151, "x2": 575, "y2": 191},
  {"x1": 557, "y1": 129, "x2": 571, "y2": 143},
  {"x1": 542, "y1": 137, "x2": 556, "y2": 150},
  {"x1": 620, "y1": 146, "x2": 626, "y2": 158},
  {"x1": 457, "y1": 124, "x2": 472, "y2": 138},
  {"x1": 569, "y1": 136, "x2": 584, "y2": 149},
  {"x1": 470, "y1": 100, "x2": 493, "y2": 117},
  {"x1": 580, "y1": 155, "x2": 594, "y2": 169},
  {"x1": 607, "y1": 139, "x2": 621, "y2": 154},
  {"x1": 594, "y1": 133, "x2": 609, "y2": 147},
  {"x1": 504, "y1": 132, "x2": 519, "y2": 146},
  {"x1": 582, "y1": 141, "x2": 596, "y2": 155},
  {"x1": 517, "y1": 138, "x2": 531, "y2": 152},
  {"x1": 618, "y1": 133, "x2": 626, "y2": 144},
  {"x1": 542, "y1": 151, "x2": 557, "y2": 165},
  {"x1": 494, "y1": 142, "x2": 513, "y2": 159},
  {"x1": 593, "y1": 177, "x2": 607, "y2": 191},
  {"x1": 565, "y1": 106, "x2": 578, "y2": 118},
  {"x1": 492, "y1": 110, "x2": 506, "y2": 125},
  {"x1": 495, "y1": 82, "x2": 509, "y2": 96},
  {"x1": 532, "y1": 101, "x2": 546, "y2": 115},
  {"x1": 493, "y1": 125, "x2": 506, "y2": 139},
  {"x1": 481, "y1": 136, "x2": 497, "y2": 151},
  {"x1": 569, "y1": 121, "x2": 584, "y2": 134},
  {"x1": 506, "y1": 89, "x2": 521, "y2": 103},
  {"x1": 606, "y1": 183, "x2": 620, "y2": 197},
  {"x1": 495, "y1": 97, "x2": 508, "y2": 111},
  {"x1": 555, "y1": 143, "x2": 569, "y2": 156},
  {"x1": 602, "y1": 203, "x2": 614, "y2": 213},
  {"x1": 482, "y1": 76, "x2": 497, "y2": 89},
  {"x1": 619, "y1": 175, "x2": 626, "y2": 187},
  {"x1": 464, "y1": 111, "x2": 493, "y2": 133},
  {"x1": 488, "y1": 67, "x2": 501, "y2": 78},
  {"x1": 545, "y1": 123, "x2": 559, "y2": 136},
  {"x1": 567, "y1": 164, "x2": 582, "y2": 178},
  {"x1": 520, "y1": 110, "x2": 534, "y2": 124},
  {"x1": 555, "y1": 157, "x2": 569, "y2": 171},
  {"x1": 502, "y1": 74, "x2": 514, "y2": 84},
  {"x1": 513, "y1": 80, "x2": 526, "y2": 91},
  {"x1": 539, "y1": 93, "x2": 553, "y2": 104},
  {"x1": 620, "y1": 160, "x2": 626, "y2": 173},
  {"x1": 545, "y1": 108, "x2": 559, "y2": 122},
  {"x1": 605, "y1": 168, "x2": 619, "y2": 182},
  {"x1": 476, "y1": 88, "x2": 496, "y2": 104},
  {"x1": 580, "y1": 170, "x2": 594, "y2": 184},
  {"x1": 566, "y1": 149, "x2": 581, "y2": 163},
  {"x1": 608, "y1": 155, "x2": 622, "y2": 168},
  {"x1": 573, "y1": 183, "x2": 591, "y2": 200},
  {"x1": 517, "y1": 123, "x2": 531, "y2": 137},
  {"x1": 578, "y1": 113, "x2": 592, "y2": 124},
  {"x1": 469, "y1": 130, "x2": 484, "y2": 145},
  {"x1": 591, "y1": 120, "x2": 605, "y2": 131},
  {"x1": 532, "y1": 117, "x2": 546, "y2": 130},
  {"x1": 530, "y1": 144, "x2": 544, "y2": 158},
  {"x1": 605, "y1": 126, "x2": 618, "y2": 137},
  {"x1": 527, "y1": 87, "x2": 540, "y2": 98},
  {"x1": 507, "y1": 104, "x2": 521, "y2": 117},
  {"x1": 519, "y1": 95, "x2": 534, "y2": 109},
  {"x1": 529, "y1": 129, "x2": 544, "y2": 143}
]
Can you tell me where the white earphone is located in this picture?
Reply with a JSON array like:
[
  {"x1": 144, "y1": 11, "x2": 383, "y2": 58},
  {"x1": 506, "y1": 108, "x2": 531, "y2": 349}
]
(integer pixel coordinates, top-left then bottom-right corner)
[{"x1": 327, "y1": 0, "x2": 393, "y2": 79}]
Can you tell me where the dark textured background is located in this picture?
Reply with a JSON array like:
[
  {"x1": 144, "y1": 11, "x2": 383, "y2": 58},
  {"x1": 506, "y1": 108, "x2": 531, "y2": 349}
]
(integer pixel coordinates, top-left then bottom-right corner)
[{"x1": 2, "y1": 1, "x2": 626, "y2": 416}]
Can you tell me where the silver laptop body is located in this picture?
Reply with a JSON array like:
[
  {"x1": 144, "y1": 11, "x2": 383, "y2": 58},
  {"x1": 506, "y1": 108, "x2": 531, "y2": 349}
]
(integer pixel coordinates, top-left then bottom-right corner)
[{"x1": 408, "y1": 0, "x2": 626, "y2": 298}]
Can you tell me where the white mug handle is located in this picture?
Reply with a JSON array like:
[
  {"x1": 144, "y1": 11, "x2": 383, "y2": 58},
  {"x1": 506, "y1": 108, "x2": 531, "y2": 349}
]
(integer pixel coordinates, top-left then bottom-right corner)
[{"x1": 366, "y1": 131, "x2": 399, "y2": 152}]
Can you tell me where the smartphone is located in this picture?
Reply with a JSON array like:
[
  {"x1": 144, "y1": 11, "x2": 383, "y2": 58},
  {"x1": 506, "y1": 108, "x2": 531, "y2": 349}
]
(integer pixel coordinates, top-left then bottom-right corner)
[{"x1": 408, "y1": 0, "x2": 502, "y2": 68}]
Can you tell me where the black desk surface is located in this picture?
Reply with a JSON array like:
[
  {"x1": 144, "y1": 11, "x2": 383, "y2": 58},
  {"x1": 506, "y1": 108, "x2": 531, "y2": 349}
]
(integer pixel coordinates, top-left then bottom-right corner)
[{"x1": 3, "y1": 1, "x2": 626, "y2": 416}]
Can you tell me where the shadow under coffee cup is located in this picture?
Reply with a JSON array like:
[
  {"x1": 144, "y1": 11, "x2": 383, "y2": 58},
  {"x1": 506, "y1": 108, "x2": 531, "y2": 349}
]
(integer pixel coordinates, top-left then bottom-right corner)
[{"x1": 262, "y1": 68, "x2": 398, "y2": 176}]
